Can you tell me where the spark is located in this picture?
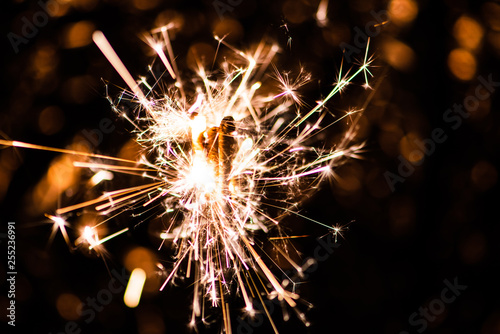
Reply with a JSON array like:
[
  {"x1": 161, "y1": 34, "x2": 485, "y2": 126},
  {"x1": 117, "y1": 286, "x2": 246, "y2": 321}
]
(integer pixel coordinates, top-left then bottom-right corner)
[
  {"x1": 45, "y1": 214, "x2": 71, "y2": 248},
  {"x1": 144, "y1": 34, "x2": 177, "y2": 80},
  {"x1": 92, "y1": 31, "x2": 151, "y2": 111},
  {"x1": 2, "y1": 25, "x2": 376, "y2": 332},
  {"x1": 88, "y1": 227, "x2": 129, "y2": 250},
  {"x1": 272, "y1": 66, "x2": 311, "y2": 106},
  {"x1": 82, "y1": 226, "x2": 99, "y2": 248}
]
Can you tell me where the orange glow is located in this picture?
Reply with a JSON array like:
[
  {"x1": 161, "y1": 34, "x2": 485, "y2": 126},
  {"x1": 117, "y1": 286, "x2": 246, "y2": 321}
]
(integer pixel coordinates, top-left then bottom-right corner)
[
  {"x1": 382, "y1": 38, "x2": 416, "y2": 72},
  {"x1": 29, "y1": 138, "x2": 87, "y2": 214},
  {"x1": 32, "y1": 45, "x2": 58, "y2": 80},
  {"x1": 70, "y1": 0, "x2": 99, "y2": 11},
  {"x1": 154, "y1": 11, "x2": 184, "y2": 38},
  {"x1": 133, "y1": 0, "x2": 161, "y2": 10},
  {"x1": 471, "y1": 160, "x2": 498, "y2": 191},
  {"x1": 481, "y1": 2, "x2": 500, "y2": 31},
  {"x1": 1, "y1": 147, "x2": 23, "y2": 172},
  {"x1": 38, "y1": 106, "x2": 64, "y2": 135},
  {"x1": 453, "y1": 16, "x2": 484, "y2": 51},
  {"x1": 124, "y1": 247, "x2": 158, "y2": 276},
  {"x1": 399, "y1": 132, "x2": 424, "y2": 164},
  {"x1": 56, "y1": 293, "x2": 82, "y2": 321},
  {"x1": 336, "y1": 162, "x2": 364, "y2": 193},
  {"x1": 322, "y1": 23, "x2": 351, "y2": 46},
  {"x1": 282, "y1": 0, "x2": 311, "y2": 24},
  {"x1": 447, "y1": 48, "x2": 477, "y2": 81},
  {"x1": 465, "y1": 85, "x2": 492, "y2": 120},
  {"x1": 388, "y1": 0, "x2": 419, "y2": 26},
  {"x1": 63, "y1": 21, "x2": 95, "y2": 49},
  {"x1": 45, "y1": 1, "x2": 71, "y2": 17},
  {"x1": 213, "y1": 19, "x2": 244, "y2": 43},
  {"x1": 31, "y1": 157, "x2": 80, "y2": 213},
  {"x1": 118, "y1": 139, "x2": 142, "y2": 162},
  {"x1": 186, "y1": 43, "x2": 216, "y2": 70},
  {"x1": 47, "y1": 158, "x2": 79, "y2": 188}
]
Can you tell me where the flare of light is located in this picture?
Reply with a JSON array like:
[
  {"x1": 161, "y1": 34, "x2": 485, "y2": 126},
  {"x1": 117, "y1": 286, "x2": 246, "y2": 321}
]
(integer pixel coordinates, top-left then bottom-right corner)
[{"x1": 124, "y1": 268, "x2": 147, "y2": 308}]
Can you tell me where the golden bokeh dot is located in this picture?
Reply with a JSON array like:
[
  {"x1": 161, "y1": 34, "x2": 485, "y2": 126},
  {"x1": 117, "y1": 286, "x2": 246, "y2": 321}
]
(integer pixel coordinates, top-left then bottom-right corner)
[
  {"x1": 388, "y1": 0, "x2": 419, "y2": 26},
  {"x1": 213, "y1": 19, "x2": 244, "y2": 43},
  {"x1": 465, "y1": 85, "x2": 491, "y2": 120},
  {"x1": 471, "y1": 160, "x2": 497, "y2": 191},
  {"x1": 38, "y1": 106, "x2": 65, "y2": 135},
  {"x1": 481, "y1": 1, "x2": 500, "y2": 31},
  {"x1": 336, "y1": 162, "x2": 364, "y2": 193},
  {"x1": 32, "y1": 44, "x2": 59, "y2": 79},
  {"x1": 61, "y1": 75, "x2": 96, "y2": 104},
  {"x1": 62, "y1": 20, "x2": 96, "y2": 49},
  {"x1": 447, "y1": 48, "x2": 477, "y2": 81},
  {"x1": 71, "y1": 134, "x2": 93, "y2": 153},
  {"x1": 338, "y1": 172, "x2": 362, "y2": 192},
  {"x1": 118, "y1": 139, "x2": 142, "y2": 161},
  {"x1": 186, "y1": 43, "x2": 216, "y2": 70},
  {"x1": 56, "y1": 293, "x2": 82, "y2": 321},
  {"x1": 322, "y1": 23, "x2": 351, "y2": 46},
  {"x1": 44, "y1": 0, "x2": 71, "y2": 17},
  {"x1": 382, "y1": 38, "x2": 416, "y2": 72},
  {"x1": 399, "y1": 132, "x2": 424, "y2": 164},
  {"x1": 47, "y1": 156, "x2": 80, "y2": 191},
  {"x1": 71, "y1": 0, "x2": 99, "y2": 11},
  {"x1": 133, "y1": 0, "x2": 161, "y2": 11},
  {"x1": 124, "y1": 247, "x2": 157, "y2": 276},
  {"x1": 29, "y1": 137, "x2": 85, "y2": 214},
  {"x1": 282, "y1": 0, "x2": 312, "y2": 24},
  {"x1": 453, "y1": 16, "x2": 484, "y2": 51}
]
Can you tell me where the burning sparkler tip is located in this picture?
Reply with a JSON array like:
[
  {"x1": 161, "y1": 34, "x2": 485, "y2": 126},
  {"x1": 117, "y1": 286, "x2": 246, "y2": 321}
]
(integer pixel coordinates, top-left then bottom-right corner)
[{"x1": 13, "y1": 21, "x2": 376, "y2": 333}]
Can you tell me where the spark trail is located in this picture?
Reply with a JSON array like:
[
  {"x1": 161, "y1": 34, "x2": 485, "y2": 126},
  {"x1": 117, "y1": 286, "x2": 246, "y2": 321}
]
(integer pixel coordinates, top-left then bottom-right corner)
[{"x1": 1, "y1": 25, "x2": 374, "y2": 332}]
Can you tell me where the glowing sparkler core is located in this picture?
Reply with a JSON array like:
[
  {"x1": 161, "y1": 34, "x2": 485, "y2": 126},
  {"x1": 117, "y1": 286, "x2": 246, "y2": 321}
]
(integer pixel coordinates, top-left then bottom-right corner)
[
  {"x1": 46, "y1": 214, "x2": 71, "y2": 247},
  {"x1": 0, "y1": 25, "x2": 375, "y2": 333},
  {"x1": 82, "y1": 226, "x2": 99, "y2": 248}
]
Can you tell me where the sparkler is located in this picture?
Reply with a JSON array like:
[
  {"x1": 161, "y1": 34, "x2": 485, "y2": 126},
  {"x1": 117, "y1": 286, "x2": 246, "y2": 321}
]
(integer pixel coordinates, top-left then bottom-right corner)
[{"x1": 1, "y1": 24, "x2": 374, "y2": 332}]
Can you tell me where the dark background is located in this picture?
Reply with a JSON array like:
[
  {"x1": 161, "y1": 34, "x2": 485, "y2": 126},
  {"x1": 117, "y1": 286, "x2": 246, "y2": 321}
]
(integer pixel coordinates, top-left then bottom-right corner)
[{"x1": 1, "y1": 0, "x2": 500, "y2": 333}]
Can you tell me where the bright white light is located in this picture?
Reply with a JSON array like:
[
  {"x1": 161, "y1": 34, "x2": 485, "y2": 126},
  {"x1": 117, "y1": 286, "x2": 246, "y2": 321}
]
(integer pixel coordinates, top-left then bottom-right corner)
[{"x1": 124, "y1": 268, "x2": 147, "y2": 308}]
